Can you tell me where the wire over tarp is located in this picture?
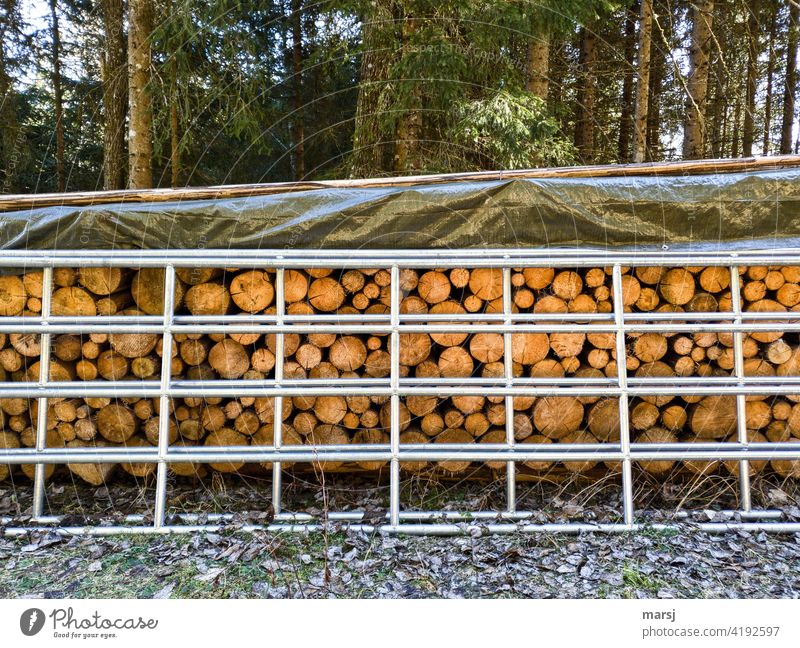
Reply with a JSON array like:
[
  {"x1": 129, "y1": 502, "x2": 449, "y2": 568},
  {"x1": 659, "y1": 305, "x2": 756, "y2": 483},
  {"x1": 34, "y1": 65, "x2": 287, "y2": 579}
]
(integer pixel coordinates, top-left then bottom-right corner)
[{"x1": 1, "y1": 161, "x2": 800, "y2": 252}]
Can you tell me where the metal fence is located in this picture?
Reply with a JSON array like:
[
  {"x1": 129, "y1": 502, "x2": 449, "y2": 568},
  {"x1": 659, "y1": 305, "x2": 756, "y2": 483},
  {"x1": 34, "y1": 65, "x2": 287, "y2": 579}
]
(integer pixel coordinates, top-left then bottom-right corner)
[{"x1": 2, "y1": 247, "x2": 800, "y2": 535}]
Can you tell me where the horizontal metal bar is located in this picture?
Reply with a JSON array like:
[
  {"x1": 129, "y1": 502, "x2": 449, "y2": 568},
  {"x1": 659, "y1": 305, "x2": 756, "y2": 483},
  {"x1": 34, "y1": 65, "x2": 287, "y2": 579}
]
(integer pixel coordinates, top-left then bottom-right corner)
[
  {"x1": 0, "y1": 508, "x2": 784, "y2": 528},
  {"x1": 3, "y1": 248, "x2": 800, "y2": 268},
  {"x1": 2, "y1": 445, "x2": 800, "y2": 464},
  {"x1": 4, "y1": 320, "x2": 800, "y2": 335},
  {"x1": 5, "y1": 379, "x2": 800, "y2": 399},
  {"x1": 2, "y1": 522, "x2": 799, "y2": 536}
]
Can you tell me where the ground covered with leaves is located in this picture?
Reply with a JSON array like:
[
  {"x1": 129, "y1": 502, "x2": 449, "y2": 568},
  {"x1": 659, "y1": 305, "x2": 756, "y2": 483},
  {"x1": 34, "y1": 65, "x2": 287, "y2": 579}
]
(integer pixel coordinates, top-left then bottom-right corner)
[
  {"x1": 1, "y1": 474, "x2": 800, "y2": 598},
  {"x1": 1, "y1": 523, "x2": 800, "y2": 599}
]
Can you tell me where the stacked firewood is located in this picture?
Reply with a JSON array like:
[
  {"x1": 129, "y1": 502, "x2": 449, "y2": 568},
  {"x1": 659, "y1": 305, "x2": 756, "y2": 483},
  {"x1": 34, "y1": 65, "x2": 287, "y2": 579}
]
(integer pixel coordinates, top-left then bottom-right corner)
[{"x1": 1, "y1": 264, "x2": 800, "y2": 485}]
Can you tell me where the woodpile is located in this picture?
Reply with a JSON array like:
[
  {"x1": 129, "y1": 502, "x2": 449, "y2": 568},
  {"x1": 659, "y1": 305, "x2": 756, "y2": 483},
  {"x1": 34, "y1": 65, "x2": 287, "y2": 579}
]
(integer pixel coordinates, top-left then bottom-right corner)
[{"x1": 1, "y1": 263, "x2": 800, "y2": 485}]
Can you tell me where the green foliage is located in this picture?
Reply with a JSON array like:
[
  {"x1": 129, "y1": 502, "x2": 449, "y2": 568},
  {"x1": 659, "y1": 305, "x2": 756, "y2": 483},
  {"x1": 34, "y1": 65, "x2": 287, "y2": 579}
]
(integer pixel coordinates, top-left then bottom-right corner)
[{"x1": 448, "y1": 89, "x2": 575, "y2": 169}]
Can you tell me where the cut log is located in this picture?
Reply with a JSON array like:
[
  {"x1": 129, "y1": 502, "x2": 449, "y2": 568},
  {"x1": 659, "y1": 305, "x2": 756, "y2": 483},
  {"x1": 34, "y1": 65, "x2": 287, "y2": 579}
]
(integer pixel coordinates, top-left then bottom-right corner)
[
  {"x1": 520, "y1": 434, "x2": 554, "y2": 471},
  {"x1": 51, "y1": 286, "x2": 96, "y2": 316},
  {"x1": 587, "y1": 398, "x2": 620, "y2": 441},
  {"x1": 306, "y1": 277, "x2": 345, "y2": 312},
  {"x1": 561, "y1": 430, "x2": 598, "y2": 473},
  {"x1": 511, "y1": 333, "x2": 549, "y2": 365},
  {"x1": 690, "y1": 395, "x2": 737, "y2": 439},
  {"x1": 633, "y1": 332, "x2": 668, "y2": 363},
  {"x1": 204, "y1": 427, "x2": 247, "y2": 473},
  {"x1": 399, "y1": 429, "x2": 428, "y2": 472},
  {"x1": 659, "y1": 268, "x2": 695, "y2": 305},
  {"x1": 108, "y1": 310, "x2": 158, "y2": 358},
  {"x1": 745, "y1": 299, "x2": 786, "y2": 343},
  {"x1": 0, "y1": 275, "x2": 26, "y2": 316},
  {"x1": 418, "y1": 271, "x2": 451, "y2": 304},
  {"x1": 78, "y1": 267, "x2": 127, "y2": 295},
  {"x1": 207, "y1": 339, "x2": 250, "y2": 379},
  {"x1": 469, "y1": 333, "x2": 504, "y2": 364},
  {"x1": 398, "y1": 333, "x2": 431, "y2": 367},
  {"x1": 284, "y1": 270, "x2": 309, "y2": 303},
  {"x1": 435, "y1": 428, "x2": 473, "y2": 473},
  {"x1": 522, "y1": 267, "x2": 554, "y2": 290},
  {"x1": 449, "y1": 268, "x2": 470, "y2": 289},
  {"x1": 550, "y1": 332, "x2": 585, "y2": 358},
  {"x1": 533, "y1": 397, "x2": 584, "y2": 440},
  {"x1": 314, "y1": 396, "x2": 348, "y2": 425},
  {"x1": 698, "y1": 266, "x2": 730, "y2": 293},
  {"x1": 230, "y1": 270, "x2": 274, "y2": 313},
  {"x1": 131, "y1": 268, "x2": 185, "y2": 315},
  {"x1": 185, "y1": 282, "x2": 232, "y2": 315},
  {"x1": 636, "y1": 427, "x2": 677, "y2": 475},
  {"x1": 469, "y1": 268, "x2": 503, "y2": 300},
  {"x1": 96, "y1": 403, "x2": 137, "y2": 443},
  {"x1": 635, "y1": 266, "x2": 664, "y2": 285},
  {"x1": 175, "y1": 268, "x2": 221, "y2": 286},
  {"x1": 66, "y1": 439, "x2": 116, "y2": 485},
  {"x1": 307, "y1": 424, "x2": 349, "y2": 470},
  {"x1": 437, "y1": 346, "x2": 474, "y2": 378}
]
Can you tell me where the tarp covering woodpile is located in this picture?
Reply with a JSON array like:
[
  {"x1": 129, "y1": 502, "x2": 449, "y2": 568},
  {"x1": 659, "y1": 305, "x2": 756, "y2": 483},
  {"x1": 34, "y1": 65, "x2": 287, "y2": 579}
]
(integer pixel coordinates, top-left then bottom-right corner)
[{"x1": 2, "y1": 157, "x2": 800, "y2": 251}]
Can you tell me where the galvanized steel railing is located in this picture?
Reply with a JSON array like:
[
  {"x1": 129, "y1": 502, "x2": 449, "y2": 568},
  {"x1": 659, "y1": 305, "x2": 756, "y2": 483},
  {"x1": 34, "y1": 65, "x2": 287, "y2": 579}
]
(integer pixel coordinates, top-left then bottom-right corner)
[{"x1": 1, "y1": 248, "x2": 800, "y2": 535}]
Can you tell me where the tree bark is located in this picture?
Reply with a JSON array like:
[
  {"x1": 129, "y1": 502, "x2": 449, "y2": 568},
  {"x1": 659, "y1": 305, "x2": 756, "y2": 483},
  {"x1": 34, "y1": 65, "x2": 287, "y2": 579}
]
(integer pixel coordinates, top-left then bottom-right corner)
[
  {"x1": 618, "y1": 3, "x2": 638, "y2": 163},
  {"x1": 128, "y1": 0, "x2": 154, "y2": 189},
  {"x1": 292, "y1": 0, "x2": 305, "y2": 180},
  {"x1": 169, "y1": 57, "x2": 179, "y2": 188},
  {"x1": 526, "y1": 32, "x2": 549, "y2": 101},
  {"x1": 0, "y1": 1, "x2": 21, "y2": 192},
  {"x1": 781, "y1": 1, "x2": 799, "y2": 155},
  {"x1": 350, "y1": 1, "x2": 394, "y2": 177},
  {"x1": 763, "y1": 2, "x2": 777, "y2": 155},
  {"x1": 49, "y1": 0, "x2": 65, "y2": 192},
  {"x1": 393, "y1": 12, "x2": 423, "y2": 174},
  {"x1": 574, "y1": 26, "x2": 597, "y2": 164},
  {"x1": 709, "y1": 45, "x2": 723, "y2": 158},
  {"x1": 100, "y1": 0, "x2": 127, "y2": 190},
  {"x1": 646, "y1": 27, "x2": 663, "y2": 161},
  {"x1": 742, "y1": 0, "x2": 760, "y2": 157},
  {"x1": 682, "y1": 0, "x2": 714, "y2": 160},
  {"x1": 633, "y1": 0, "x2": 653, "y2": 163},
  {"x1": 731, "y1": 82, "x2": 742, "y2": 158}
]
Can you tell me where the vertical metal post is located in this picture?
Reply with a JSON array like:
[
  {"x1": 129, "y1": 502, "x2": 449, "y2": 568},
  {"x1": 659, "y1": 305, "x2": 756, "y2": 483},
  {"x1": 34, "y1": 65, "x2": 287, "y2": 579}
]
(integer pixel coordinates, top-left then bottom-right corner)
[
  {"x1": 502, "y1": 265, "x2": 516, "y2": 513},
  {"x1": 729, "y1": 264, "x2": 751, "y2": 512},
  {"x1": 389, "y1": 265, "x2": 401, "y2": 527},
  {"x1": 32, "y1": 266, "x2": 53, "y2": 520},
  {"x1": 153, "y1": 265, "x2": 176, "y2": 529},
  {"x1": 612, "y1": 265, "x2": 634, "y2": 526},
  {"x1": 272, "y1": 266, "x2": 286, "y2": 515}
]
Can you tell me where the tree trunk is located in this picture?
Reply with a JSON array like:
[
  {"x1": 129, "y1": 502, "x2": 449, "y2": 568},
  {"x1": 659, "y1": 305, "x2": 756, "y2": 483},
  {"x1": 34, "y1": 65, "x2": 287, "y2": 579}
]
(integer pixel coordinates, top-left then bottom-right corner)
[
  {"x1": 128, "y1": 0, "x2": 154, "y2": 189},
  {"x1": 781, "y1": 1, "x2": 799, "y2": 155},
  {"x1": 618, "y1": 3, "x2": 638, "y2": 163},
  {"x1": 50, "y1": 0, "x2": 65, "y2": 192},
  {"x1": 646, "y1": 26, "x2": 663, "y2": 161},
  {"x1": 574, "y1": 26, "x2": 597, "y2": 164},
  {"x1": 633, "y1": 0, "x2": 653, "y2": 163},
  {"x1": 526, "y1": 32, "x2": 549, "y2": 101},
  {"x1": 350, "y1": 1, "x2": 394, "y2": 177},
  {"x1": 763, "y1": 2, "x2": 777, "y2": 155},
  {"x1": 169, "y1": 60, "x2": 179, "y2": 188},
  {"x1": 0, "y1": 2, "x2": 21, "y2": 192},
  {"x1": 393, "y1": 12, "x2": 423, "y2": 174},
  {"x1": 682, "y1": 0, "x2": 714, "y2": 160},
  {"x1": 709, "y1": 50, "x2": 723, "y2": 158},
  {"x1": 742, "y1": 0, "x2": 759, "y2": 157},
  {"x1": 731, "y1": 89, "x2": 742, "y2": 158},
  {"x1": 292, "y1": 0, "x2": 305, "y2": 180},
  {"x1": 100, "y1": 0, "x2": 127, "y2": 190}
]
